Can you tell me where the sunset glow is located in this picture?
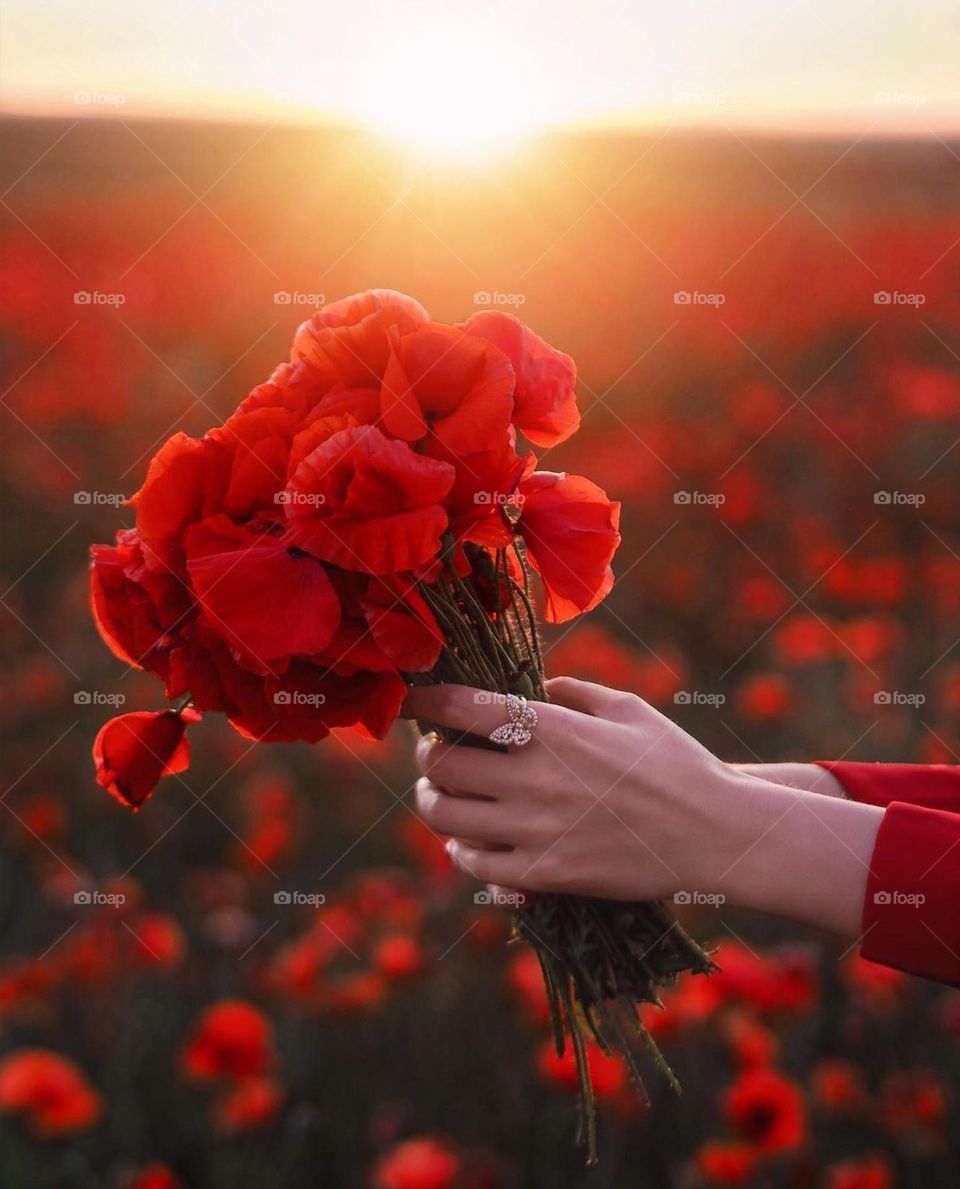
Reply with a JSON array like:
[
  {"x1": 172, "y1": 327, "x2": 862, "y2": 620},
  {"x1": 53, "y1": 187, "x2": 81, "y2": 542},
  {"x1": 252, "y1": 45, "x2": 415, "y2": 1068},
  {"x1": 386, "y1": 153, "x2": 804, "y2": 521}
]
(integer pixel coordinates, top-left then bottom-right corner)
[{"x1": 3, "y1": 0, "x2": 958, "y2": 135}]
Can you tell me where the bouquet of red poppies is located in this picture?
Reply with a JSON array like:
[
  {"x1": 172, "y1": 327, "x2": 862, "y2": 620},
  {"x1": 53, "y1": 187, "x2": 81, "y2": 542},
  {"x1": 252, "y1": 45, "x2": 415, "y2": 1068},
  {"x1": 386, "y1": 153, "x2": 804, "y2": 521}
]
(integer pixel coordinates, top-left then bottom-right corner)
[{"x1": 89, "y1": 289, "x2": 713, "y2": 1161}]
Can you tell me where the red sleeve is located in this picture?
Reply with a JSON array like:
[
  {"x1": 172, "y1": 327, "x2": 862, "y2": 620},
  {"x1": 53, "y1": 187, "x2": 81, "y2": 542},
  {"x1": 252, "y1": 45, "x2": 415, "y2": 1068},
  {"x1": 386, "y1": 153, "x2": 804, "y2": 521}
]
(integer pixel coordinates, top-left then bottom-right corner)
[
  {"x1": 860, "y1": 801, "x2": 960, "y2": 988},
  {"x1": 814, "y1": 762, "x2": 960, "y2": 811}
]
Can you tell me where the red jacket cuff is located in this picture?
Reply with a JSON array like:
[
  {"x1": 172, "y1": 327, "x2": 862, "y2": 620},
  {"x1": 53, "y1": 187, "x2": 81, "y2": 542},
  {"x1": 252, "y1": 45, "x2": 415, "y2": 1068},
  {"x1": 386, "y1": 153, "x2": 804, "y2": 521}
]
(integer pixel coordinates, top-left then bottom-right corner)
[
  {"x1": 862, "y1": 801, "x2": 960, "y2": 987},
  {"x1": 815, "y1": 762, "x2": 960, "y2": 811}
]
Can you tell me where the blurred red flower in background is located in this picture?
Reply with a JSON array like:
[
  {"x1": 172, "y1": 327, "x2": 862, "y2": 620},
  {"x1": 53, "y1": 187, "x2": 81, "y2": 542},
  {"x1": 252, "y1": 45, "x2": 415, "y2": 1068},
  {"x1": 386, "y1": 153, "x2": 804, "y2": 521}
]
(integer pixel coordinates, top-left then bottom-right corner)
[
  {"x1": 724, "y1": 1067, "x2": 807, "y2": 1153},
  {"x1": 372, "y1": 1136, "x2": 462, "y2": 1189},
  {"x1": 696, "y1": 1140, "x2": 757, "y2": 1186},
  {"x1": 823, "y1": 1154, "x2": 895, "y2": 1189},
  {"x1": 182, "y1": 1000, "x2": 277, "y2": 1082},
  {"x1": 0, "y1": 1049, "x2": 103, "y2": 1136},
  {"x1": 212, "y1": 1075, "x2": 283, "y2": 1132}
]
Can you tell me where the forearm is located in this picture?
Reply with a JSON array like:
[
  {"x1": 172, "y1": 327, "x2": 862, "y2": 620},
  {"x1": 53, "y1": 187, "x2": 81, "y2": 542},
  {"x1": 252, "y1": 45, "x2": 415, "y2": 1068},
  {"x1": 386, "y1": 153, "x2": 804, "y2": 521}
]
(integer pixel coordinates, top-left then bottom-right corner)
[
  {"x1": 733, "y1": 762, "x2": 846, "y2": 799},
  {"x1": 716, "y1": 774, "x2": 883, "y2": 938}
]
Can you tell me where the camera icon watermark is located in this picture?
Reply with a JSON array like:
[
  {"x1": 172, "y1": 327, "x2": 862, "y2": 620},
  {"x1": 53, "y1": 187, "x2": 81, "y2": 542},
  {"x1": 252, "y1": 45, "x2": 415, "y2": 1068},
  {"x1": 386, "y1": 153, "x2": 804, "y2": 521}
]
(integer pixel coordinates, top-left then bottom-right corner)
[
  {"x1": 74, "y1": 890, "x2": 126, "y2": 907},
  {"x1": 873, "y1": 491, "x2": 925, "y2": 507},
  {"x1": 473, "y1": 490, "x2": 525, "y2": 507},
  {"x1": 273, "y1": 691, "x2": 326, "y2": 707},
  {"x1": 873, "y1": 890, "x2": 925, "y2": 906},
  {"x1": 275, "y1": 490, "x2": 326, "y2": 506},
  {"x1": 74, "y1": 290, "x2": 126, "y2": 307},
  {"x1": 273, "y1": 890, "x2": 326, "y2": 907},
  {"x1": 473, "y1": 691, "x2": 508, "y2": 706},
  {"x1": 473, "y1": 290, "x2": 526, "y2": 308},
  {"x1": 873, "y1": 91, "x2": 926, "y2": 107},
  {"x1": 273, "y1": 290, "x2": 326, "y2": 307},
  {"x1": 673, "y1": 89, "x2": 726, "y2": 107},
  {"x1": 74, "y1": 491, "x2": 125, "y2": 507},
  {"x1": 674, "y1": 890, "x2": 726, "y2": 906},
  {"x1": 674, "y1": 491, "x2": 726, "y2": 507},
  {"x1": 673, "y1": 290, "x2": 726, "y2": 307},
  {"x1": 673, "y1": 690, "x2": 726, "y2": 707},
  {"x1": 874, "y1": 691, "x2": 925, "y2": 707},
  {"x1": 873, "y1": 290, "x2": 925, "y2": 307},
  {"x1": 73, "y1": 90, "x2": 126, "y2": 108},
  {"x1": 474, "y1": 889, "x2": 527, "y2": 908},
  {"x1": 74, "y1": 691, "x2": 126, "y2": 707}
]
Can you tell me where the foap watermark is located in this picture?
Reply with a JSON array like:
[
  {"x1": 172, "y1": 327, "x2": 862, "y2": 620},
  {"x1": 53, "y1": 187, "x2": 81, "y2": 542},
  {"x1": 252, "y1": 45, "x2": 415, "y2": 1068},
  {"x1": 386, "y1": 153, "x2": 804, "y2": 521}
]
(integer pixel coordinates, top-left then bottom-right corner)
[
  {"x1": 272, "y1": 88, "x2": 322, "y2": 108},
  {"x1": 673, "y1": 89, "x2": 726, "y2": 108},
  {"x1": 874, "y1": 691, "x2": 925, "y2": 707},
  {"x1": 873, "y1": 890, "x2": 925, "y2": 907},
  {"x1": 674, "y1": 890, "x2": 726, "y2": 907},
  {"x1": 874, "y1": 491, "x2": 925, "y2": 507},
  {"x1": 474, "y1": 889, "x2": 528, "y2": 908},
  {"x1": 873, "y1": 91, "x2": 926, "y2": 107},
  {"x1": 874, "y1": 290, "x2": 925, "y2": 307},
  {"x1": 674, "y1": 290, "x2": 726, "y2": 307},
  {"x1": 275, "y1": 490, "x2": 326, "y2": 507},
  {"x1": 74, "y1": 290, "x2": 126, "y2": 307},
  {"x1": 274, "y1": 890, "x2": 326, "y2": 907},
  {"x1": 473, "y1": 691, "x2": 510, "y2": 707},
  {"x1": 274, "y1": 290, "x2": 326, "y2": 307},
  {"x1": 74, "y1": 690, "x2": 126, "y2": 707},
  {"x1": 674, "y1": 491, "x2": 726, "y2": 507},
  {"x1": 74, "y1": 889, "x2": 126, "y2": 907},
  {"x1": 74, "y1": 89, "x2": 126, "y2": 108},
  {"x1": 473, "y1": 490, "x2": 525, "y2": 507},
  {"x1": 473, "y1": 290, "x2": 526, "y2": 308},
  {"x1": 273, "y1": 691, "x2": 326, "y2": 707},
  {"x1": 74, "y1": 490, "x2": 125, "y2": 507},
  {"x1": 674, "y1": 691, "x2": 726, "y2": 707}
]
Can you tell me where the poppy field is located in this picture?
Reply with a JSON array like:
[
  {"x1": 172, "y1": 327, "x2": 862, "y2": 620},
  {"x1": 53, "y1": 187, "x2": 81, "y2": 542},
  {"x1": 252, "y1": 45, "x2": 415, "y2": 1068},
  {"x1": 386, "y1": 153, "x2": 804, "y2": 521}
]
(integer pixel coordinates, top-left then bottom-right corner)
[{"x1": 1, "y1": 118, "x2": 959, "y2": 1187}]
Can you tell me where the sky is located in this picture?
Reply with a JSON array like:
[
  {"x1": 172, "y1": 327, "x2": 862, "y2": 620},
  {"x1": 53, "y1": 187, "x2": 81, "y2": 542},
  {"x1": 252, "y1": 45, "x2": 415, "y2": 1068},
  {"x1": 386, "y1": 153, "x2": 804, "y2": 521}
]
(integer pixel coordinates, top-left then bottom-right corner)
[{"x1": 2, "y1": 0, "x2": 958, "y2": 145}]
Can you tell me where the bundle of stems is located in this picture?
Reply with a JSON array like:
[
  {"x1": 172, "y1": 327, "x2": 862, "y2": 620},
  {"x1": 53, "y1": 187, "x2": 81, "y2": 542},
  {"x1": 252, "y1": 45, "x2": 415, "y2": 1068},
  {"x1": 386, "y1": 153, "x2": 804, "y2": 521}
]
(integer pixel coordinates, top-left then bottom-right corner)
[{"x1": 410, "y1": 531, "x2": 716, "y2": 1164}]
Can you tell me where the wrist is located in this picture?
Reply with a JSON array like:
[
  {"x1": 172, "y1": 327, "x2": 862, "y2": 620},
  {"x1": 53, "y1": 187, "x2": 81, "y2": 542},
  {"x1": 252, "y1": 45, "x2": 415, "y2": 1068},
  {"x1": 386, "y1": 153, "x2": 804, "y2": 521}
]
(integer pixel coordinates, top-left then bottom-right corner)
[
  {"x1": 716, "y1": 776, "x2": 884, "y2": 936},
  {"x1": 732, "y1": 761, "x2": 846, "y2": 798}
]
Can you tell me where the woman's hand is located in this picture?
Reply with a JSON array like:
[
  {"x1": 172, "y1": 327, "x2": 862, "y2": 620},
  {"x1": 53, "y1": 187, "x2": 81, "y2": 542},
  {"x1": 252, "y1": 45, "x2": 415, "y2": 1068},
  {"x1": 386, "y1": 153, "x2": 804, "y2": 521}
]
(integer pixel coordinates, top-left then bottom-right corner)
[
  {"x1": 403, "y1": 677, "x2": 883, "y2": 938},
  {"x1": 404, "y1": 676, "x2": 756, "y2": 901}
]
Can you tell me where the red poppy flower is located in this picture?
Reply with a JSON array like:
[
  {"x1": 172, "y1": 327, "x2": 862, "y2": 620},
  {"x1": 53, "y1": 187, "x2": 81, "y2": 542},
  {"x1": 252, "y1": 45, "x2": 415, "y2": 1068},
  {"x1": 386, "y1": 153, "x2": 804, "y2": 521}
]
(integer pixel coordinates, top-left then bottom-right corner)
[
  {"x1": 373, "y1": 935, "x2": 423, "y2": 979},
  {"x1": 182, "y1": 1000, "x2": 276, "y2": 1082},
  {"x1": 723, "y1": 1010, "x2": 779, "y2": 1069},
  {"x1": 372, "y1": 1137, "x2": 462, "y2": 1189},
  {"x1": 127, "y1": 1164, "x2": 184, "y2": 1189},
  {"x1": 725, "y1": 1067, "x2": 807, "y2": 1153},
  {"x1": 292, "y1": 288, "x2": 429, "y2": 389},
  {"x1": 824, "y1": 1154, "x2": 894, "y2": 1189},
  {"x1": 187, "y1": 532, "x2": 341, "y2": 672},
  {"x1": 461, "y1": 310, "x2": 580, "y2": 446},
  {"x1": 128, "y1": 912, "x2": 186, "y2": 967},
  {"x1": 90, "y1": 529, "x2": 190, "y2": 676},
  {"x1": 284, "y1": 425, "x2": 456, "y2": 573},
  {"x1": 695, "y1": 1141, "x2": 757, "y2": 1186},
  {"x1": 518, "y1": 471, "x2": 621, "y2": 622},
  {"x1": 538, "y1": 1037, "x2": 627, "y2": 1100},
  {"x1": 380, "y1": 324, "x2": 515, "y2": 454},
  {"x1": 93, "y1": 709, "x2": 200, "y2": 810},
  {"x1": 325, "y1": 971, "x2": 387, "y2": 1013},
  {"x1": 130, "y1": 432, "x2": 231, "y2": 577},
  {"x1": 735, "y1": 674, "x2": 792, "y2": 720},
  {"x1": 879, "y1": 1070, "x2": 947, "y2": 1135},
  {"x1": 0, "y1": 1049, "x2": 103, "y2": 1136},
  {"x1": 812, "y1": 1059, "x2": 866, "y2": 1112},
  {"x1": 212, "y1": 1076, "x2": 283, "y2": 1131}
]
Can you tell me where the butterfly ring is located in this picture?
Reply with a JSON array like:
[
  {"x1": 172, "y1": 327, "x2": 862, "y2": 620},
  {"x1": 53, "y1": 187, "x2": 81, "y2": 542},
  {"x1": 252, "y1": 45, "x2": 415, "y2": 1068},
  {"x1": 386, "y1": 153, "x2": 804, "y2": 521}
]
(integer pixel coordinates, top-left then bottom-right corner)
[{"x1": 487, "y1": 693, "x2": 539, "y2": 748}]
